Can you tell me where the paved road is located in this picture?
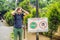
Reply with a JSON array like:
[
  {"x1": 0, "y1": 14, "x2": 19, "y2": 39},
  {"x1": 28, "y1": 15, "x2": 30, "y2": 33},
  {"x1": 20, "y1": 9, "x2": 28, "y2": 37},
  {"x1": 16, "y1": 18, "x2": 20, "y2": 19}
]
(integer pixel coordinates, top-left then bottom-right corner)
[{"x1": 0, "y1": 20, "x2": 13, "y2": 40}]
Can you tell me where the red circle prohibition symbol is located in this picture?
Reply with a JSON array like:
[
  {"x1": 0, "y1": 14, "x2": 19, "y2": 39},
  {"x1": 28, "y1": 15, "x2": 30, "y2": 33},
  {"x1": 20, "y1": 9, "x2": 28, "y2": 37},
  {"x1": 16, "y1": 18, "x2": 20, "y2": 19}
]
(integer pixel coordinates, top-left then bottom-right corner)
[{"x1": 39, "y1": 21, "x2": 48, "y2": 29}]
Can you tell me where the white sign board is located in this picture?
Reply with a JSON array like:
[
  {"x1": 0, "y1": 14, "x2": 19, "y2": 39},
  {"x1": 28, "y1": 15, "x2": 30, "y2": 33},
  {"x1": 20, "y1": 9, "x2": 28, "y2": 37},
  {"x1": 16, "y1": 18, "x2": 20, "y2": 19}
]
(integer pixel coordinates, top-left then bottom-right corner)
[{"x1": 28, "y1": 18, "x2": 48, "y2": 32}]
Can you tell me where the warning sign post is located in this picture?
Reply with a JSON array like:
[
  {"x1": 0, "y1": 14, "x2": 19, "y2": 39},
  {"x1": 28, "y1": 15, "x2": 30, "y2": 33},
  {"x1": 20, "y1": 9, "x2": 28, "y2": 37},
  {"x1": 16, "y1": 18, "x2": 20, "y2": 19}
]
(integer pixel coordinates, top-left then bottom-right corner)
[{"x1": 28, "y1": 18, "x2": 48, "y2": 32}]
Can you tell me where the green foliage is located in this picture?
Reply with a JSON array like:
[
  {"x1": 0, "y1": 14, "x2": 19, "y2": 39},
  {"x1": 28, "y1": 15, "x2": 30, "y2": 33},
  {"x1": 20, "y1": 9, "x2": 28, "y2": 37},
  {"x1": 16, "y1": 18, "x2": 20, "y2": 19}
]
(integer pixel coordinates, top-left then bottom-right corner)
[
  {"x1": 0, "y1": 0, "x2": 15, "y2": 11},
  {"x1": 30, "y1": 0, "x2": 36, "y2": 5},
  {"x1": 49, "y1": 2, "x2": 60, "y2": 31},
  {"x1": 0, "y1": 0, "x2": 5, "y2": 11},
  {"x1": 41, "y1": 2, "x2": 60, "y2": 36},
  {"x1": 4, "y1": 10, "x2": 14, "y2": 26},
  {"x1": 24, "y1": 14, "x2": 33, "y2": 24},
  {"x1": 31, "y1": 8, "x2": 36, "y2": 17},
  {"x1": 19, "y1": 0, "x2": 32, "y2": 13},
  {"x1": 10, "y1": 32, "x2": 14, "y2": 40}
]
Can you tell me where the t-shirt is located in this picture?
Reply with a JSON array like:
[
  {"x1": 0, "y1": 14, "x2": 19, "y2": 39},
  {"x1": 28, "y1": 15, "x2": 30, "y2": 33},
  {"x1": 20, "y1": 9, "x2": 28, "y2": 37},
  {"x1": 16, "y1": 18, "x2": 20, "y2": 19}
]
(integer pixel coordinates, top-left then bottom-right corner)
[{"x1": 14, "y1": 13, "x2": 24, "y2": 28}]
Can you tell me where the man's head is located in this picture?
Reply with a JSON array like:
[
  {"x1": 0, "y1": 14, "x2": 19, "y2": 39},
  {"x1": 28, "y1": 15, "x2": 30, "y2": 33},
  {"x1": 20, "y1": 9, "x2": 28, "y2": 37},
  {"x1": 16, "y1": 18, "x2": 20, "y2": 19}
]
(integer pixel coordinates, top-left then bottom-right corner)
[{"x1": 15, "y1": 7, "x2": 22, "y2": 14}]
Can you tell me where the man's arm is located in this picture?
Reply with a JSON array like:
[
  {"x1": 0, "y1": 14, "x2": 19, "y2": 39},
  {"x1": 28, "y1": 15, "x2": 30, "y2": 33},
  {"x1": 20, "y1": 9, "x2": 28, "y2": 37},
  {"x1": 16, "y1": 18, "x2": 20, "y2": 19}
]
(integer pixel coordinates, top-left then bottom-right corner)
[{"x1": 22, "y1": 9, "x2": 29, "y2": 15}]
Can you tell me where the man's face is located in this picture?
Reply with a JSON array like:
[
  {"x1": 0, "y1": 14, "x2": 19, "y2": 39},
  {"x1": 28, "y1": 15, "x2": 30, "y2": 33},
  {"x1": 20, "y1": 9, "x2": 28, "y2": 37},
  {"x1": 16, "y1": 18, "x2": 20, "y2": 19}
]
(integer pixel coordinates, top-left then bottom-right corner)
[{"x1": 17, "y1": 9, "x2": 22, "y2": 13}]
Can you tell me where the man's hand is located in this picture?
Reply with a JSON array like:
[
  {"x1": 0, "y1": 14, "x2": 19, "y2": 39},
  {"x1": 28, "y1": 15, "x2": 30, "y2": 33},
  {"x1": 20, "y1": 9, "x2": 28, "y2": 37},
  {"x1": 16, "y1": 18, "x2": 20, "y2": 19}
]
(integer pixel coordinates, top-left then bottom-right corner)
[
  {"x1": 11, "y1": 11, "x2": 15, "y2": 15},
  {"x1": 22, "y1": 9, "x2": 29, "y2": 15}
]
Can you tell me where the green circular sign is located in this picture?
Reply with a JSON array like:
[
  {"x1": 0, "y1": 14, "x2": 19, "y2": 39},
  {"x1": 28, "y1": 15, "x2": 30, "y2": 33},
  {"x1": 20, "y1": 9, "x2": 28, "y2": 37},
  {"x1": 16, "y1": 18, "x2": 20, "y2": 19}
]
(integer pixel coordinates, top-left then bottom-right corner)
[{"x1": 30, "y1": 22, "x2": 37, "y2": 29}]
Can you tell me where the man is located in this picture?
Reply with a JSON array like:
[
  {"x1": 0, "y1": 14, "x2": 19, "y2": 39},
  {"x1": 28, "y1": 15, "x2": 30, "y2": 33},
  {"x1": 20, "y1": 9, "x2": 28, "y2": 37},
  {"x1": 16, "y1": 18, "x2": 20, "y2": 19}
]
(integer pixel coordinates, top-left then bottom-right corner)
[{"x1": 12, "y1": 7, "x2": 29, "y2": 40}]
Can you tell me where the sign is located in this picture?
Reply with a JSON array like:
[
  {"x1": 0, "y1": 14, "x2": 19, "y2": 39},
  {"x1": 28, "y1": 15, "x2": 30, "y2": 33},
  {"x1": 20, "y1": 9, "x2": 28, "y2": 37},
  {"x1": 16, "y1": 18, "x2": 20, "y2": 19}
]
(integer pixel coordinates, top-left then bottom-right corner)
[{"x1": 28, "y1": 18, "x2": 48, "y2": 32}]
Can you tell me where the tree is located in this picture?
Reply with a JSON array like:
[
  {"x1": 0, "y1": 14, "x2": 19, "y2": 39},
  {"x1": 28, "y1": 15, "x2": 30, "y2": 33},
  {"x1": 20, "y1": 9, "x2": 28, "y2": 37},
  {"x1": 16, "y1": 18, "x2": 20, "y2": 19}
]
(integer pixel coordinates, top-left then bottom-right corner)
[
  {"x1": 40, "y1": 2, "x2": 60, "y2": 37},
  {"x1": 19, "y1": 0, "x2": 32, "y2": 13},
  {"x1": 0, "y1": 0, "x2": 5, "y2": 11},
  {"x1": 4, "y1": 10, "x2": 14, "y2": 26}
]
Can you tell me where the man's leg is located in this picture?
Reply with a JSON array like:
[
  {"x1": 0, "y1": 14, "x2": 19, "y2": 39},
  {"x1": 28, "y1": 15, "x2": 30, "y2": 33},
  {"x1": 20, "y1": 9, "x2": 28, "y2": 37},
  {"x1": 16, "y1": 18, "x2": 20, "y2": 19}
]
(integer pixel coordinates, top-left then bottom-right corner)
[
  {"x1": 19, "y1": 28, "x2": 23, "y2": 40},
  {"x1": 14, "y1": 28, "x2": 18, "y2": 40}
]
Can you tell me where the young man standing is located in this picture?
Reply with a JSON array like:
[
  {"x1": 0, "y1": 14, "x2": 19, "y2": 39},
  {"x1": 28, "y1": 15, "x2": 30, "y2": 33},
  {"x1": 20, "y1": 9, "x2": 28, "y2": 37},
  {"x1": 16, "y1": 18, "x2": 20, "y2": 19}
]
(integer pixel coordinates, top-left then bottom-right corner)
[{"x1": 12, "y1": 7, "x2": 29, "y2": 40}]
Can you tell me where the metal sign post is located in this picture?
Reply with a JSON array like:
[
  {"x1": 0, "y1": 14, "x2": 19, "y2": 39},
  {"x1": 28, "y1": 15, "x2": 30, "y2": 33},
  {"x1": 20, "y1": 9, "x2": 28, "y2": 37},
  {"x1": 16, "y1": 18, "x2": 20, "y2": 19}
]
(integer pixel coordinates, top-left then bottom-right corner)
[
  {"x1": 36, "y1": 0, "x2": 39, "y2": 40},
  {"x1": 36, "y1": 33, "x2": 39, "y2": 40}
]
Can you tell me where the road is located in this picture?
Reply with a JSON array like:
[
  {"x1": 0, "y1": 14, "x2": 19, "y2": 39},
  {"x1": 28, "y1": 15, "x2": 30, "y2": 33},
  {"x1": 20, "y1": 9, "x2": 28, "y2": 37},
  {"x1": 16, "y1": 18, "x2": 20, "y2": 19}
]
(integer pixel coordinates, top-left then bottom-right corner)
[{"x1": 0, "y1": 20, "x2": 13, "y2": 40}]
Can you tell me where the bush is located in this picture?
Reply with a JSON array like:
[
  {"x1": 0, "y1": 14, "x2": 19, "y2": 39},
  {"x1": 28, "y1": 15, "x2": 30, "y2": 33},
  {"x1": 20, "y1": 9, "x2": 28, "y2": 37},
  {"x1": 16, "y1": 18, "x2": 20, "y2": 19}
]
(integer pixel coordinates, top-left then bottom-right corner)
[
  {"x1": 24, "y1": 14, "x2": 33, "y2": 24},
  {"x1": 10, "y1": 32, "x2": 14, "y2": 40},
  {"x1": 19, "y1": 0, "x2": 32, "y2": 13},
  {"x1": 40, "y1": 2, "x2": 60, "y2": 37},
  {"x1": 31, "y1": 8, "x2": 36, "y2": 17},
  {"x1": 4, "y1": 10, "x2": 14, "y2": 26}
]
